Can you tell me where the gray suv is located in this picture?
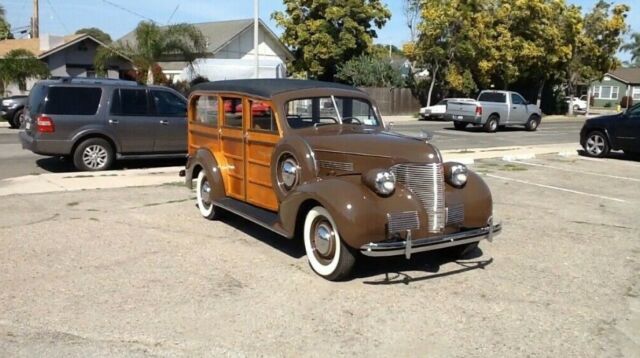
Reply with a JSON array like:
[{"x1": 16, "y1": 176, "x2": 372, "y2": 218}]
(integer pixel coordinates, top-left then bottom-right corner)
[{"x1": 20, "y1": 77, "x2": 187, "y2": 171}]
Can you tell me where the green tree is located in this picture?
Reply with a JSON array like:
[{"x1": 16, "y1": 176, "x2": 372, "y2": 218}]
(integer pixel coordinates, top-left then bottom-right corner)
[
  {"x1": 0, "y1": 49, "x2": 49, "y2": 95},
  {"x1": 621, "y1": 33, "x2": 640, "y2": 66},
  {"x1": 95, "y1": 21, "x2": 206, "y2": 84},
  {"x1": 272, "y1": 0, "x2": 391, "y2": 81},
  {"x1": 336, "y1": 54, "x2": 404, "y2": 87},
  {"x1": 0, "y1": 4, "x2": 13, "y2": 40},
  {"x1": 75, "y1": 27, "x2": 113, "y2": 44}
]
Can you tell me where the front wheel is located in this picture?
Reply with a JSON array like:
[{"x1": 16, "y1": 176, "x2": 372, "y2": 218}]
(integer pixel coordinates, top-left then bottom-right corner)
[
  {"x1": 196, "y1": 171, "x2": 220, "y2": 220},
  {"x1": 525, "y1": 115, "x2": 540, "y2": 131},
  {"x1": 583, "y1": 131, "x2": 610, "y2": 158},
  {"x1": 303, "y1": 206, "x2": 355, "y2": 281},
  {"x1": 72, "y1": 138, "x2": 114, "y2": 171}
]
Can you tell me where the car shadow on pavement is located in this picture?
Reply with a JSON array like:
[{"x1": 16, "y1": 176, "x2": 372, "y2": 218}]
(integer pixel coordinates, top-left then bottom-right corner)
[
  {"x1": 356, "y1": 248, "x2": 493, "y2": 285},
  {"x1": 35, "y1": 157, "x2": 187, "y2": 173},
  {"x1": 443, "y1": 126, "x2": 527, "y2": 133},
  {"x1": 577, "y1": 150, "x2": 640, "y2": 162}
]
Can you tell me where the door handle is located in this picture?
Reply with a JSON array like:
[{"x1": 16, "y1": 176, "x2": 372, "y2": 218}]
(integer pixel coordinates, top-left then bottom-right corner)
[
  {"x1": 512, "y1": 107, "x2": 517, "y2": 109},
  {"x1": 160, "y1": 120, "x2": 169, "y2": 125},
  {"x1": 108, "y1": 119, "x2": 119, "y2": 124}
]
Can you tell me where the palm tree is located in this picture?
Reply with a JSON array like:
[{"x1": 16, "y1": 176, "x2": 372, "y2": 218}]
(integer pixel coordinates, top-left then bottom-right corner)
[
  {"x1": 0, "y1": 4, "x2": 13, "y2": 40},
  {"x1": 621, "y1": 33, "x2": 640, "y2": 67},
  {"x1": 95, "y1": 21, "x2": 207, "y2": 84},
  {"x1": 0, "y1": 49, "x2": 49, "y2": 96}
]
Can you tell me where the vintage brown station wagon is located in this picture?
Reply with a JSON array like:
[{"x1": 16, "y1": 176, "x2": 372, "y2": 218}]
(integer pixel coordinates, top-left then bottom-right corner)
[{"x1": 184, "y1": 79, "x2": 501, "y2": 280}]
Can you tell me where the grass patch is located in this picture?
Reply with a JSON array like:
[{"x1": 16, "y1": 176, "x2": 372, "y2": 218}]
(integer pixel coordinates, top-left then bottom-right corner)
[
  {"x1": 161, "y1": 181, "x2": 185, "y2": 187},
  {"x1": 89, "y1": 217, "x2": 99, "y2": 222},
  {"x1": 499, "y1": 163, "x2": 528, "y2": 171},
  {"x1": 66, "y1": 201, "x2": 79, "y2": 207}
]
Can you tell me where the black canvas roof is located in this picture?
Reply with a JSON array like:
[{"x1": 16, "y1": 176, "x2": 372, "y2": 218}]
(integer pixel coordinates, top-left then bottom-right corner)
[{"x1": 191, "y1": 79, "x2": 362, "y2": 98}]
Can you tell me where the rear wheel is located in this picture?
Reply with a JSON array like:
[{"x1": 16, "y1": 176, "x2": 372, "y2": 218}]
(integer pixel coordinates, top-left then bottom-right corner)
[
  {"x1": 525, "y1": 115, "x2": 540, "y2": 131},
  {"x1": 196, "y1": 171, "x2": 221, "y2": 220},
  {"x1": 303, "y1": 206, "x2": 355, "y2": 281},
  {"x1": 445, "y1": 242, "x2": 479, "y2": 259},
  {"x1": 583, "y1": 131, "x2": 610, "y2": 158},
  {"x1": 8, "y1": 109, "x2": 24, "y2": 129},
  {"x1": 483, "y1": 115, "x2": 499, "y2": 132},
  {"x1": 453, "y1": 121, "x2": 468, "y2": 130},
  {"x1": 72, "y1": 138, "x2": 114, "y2": 171}
]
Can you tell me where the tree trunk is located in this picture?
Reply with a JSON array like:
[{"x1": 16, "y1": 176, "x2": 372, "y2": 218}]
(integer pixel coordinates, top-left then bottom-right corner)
[
  {"x1": 426, "y1": 64, "x2": 439, "y2": 107},
  {"x1": 585, "y1": 82, "x2": 592, "y2": 116},
  {"x1": 536, "y1": 79, "x2": 545, "y2": 108},
  {"x1": 567, "y1": 73, "x2": 574, "y2": 116}
]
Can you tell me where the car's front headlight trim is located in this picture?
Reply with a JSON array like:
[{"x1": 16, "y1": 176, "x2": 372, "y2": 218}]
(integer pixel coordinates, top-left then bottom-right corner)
[
  {"x1": 447, "y1": 163, "x2": 468, "y2": 188},
  {"x1": 362, "y1": 169, "x2": 396, "y2": 196}
]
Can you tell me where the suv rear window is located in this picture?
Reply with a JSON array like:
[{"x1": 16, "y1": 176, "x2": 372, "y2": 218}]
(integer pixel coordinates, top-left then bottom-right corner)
[
  {"x1": 44, "y1": 87, "x2": 102, "y2": 115},
  {"x1": 28, "y1": 84, "x2": 47, "y2": 116},
  {"x1": 478, "y1": 92, "x2": 507, "y2": 103}
]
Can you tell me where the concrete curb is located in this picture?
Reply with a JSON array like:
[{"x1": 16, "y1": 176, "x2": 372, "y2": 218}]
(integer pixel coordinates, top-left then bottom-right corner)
[{"x1": 0, "y1": 143, "x2": 582, "y2": 197}]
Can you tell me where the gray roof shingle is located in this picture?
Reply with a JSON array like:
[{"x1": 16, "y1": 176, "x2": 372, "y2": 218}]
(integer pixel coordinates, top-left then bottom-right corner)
[{"x1": 608, "y1": 67, "x2": 640, "y2": 84}]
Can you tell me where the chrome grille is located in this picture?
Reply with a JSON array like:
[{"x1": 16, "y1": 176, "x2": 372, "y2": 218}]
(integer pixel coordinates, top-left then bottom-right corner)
[
  {"x1": 392, "y1": 163, "x2": 445, "y2": 233},
  {"x1": 317, "y1": 160, "x2": 354, "y2": 172},
  {"x1": 387, "y1": 211, "x2": 420, "y2": 234},
  {"x1": 446, "y1": 204, "x2": 464, "y2": 226}
]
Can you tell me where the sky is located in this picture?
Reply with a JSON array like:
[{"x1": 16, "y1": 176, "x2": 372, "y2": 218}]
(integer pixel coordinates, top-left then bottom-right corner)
[{"x1": 2, "y1": 0, "x2": 638, "y2": 62}]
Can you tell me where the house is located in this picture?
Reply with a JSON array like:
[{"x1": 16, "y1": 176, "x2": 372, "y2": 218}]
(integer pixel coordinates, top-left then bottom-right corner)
[
  {"x1": 0, "y1": 33, "x2": 133, "y2": 95},
  {"x1": 590, "y1": 67, "x2": 640, "y2": 108},
  {"x1": 119, "y1": 18, "x2": 293, "y2": 82}
]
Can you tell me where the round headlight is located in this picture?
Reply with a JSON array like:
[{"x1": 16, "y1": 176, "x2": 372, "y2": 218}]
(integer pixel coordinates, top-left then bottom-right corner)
[
  {"x1": 449, "y1": 164, "x2": 468, "y2": 187},
  {"x1": 363, "y1": 169, "x2": 396, "y2": 196}
]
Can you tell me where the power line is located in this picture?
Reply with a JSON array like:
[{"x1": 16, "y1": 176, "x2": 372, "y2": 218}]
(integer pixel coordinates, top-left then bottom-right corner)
[
  {"x1": 101, "y1": 0, "x2": 155, "y2": 22},
  {"x1": 45, "y1": 0, "x2": 69, "y2": 34},
  {"x1": 166, "y1": 4, "x2": 179, "y2": 25}
]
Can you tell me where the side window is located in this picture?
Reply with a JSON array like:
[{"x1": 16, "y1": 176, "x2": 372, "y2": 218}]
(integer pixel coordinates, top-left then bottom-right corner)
[
  {"x1": 478, "y1": 92, "x2": 507, "y2": 103},
  {"x1": 628, "y1": 103, "x2": 640, "y2": 118},
  {"x1": 111, "y1": 88, "x2": 149, "y2": 116},
  {"x1": 249, "y1": 100, "x2": 277, "y2": 132},
  {"x1": 194, "y1": 96, "x2": 218, "y2": 126},
  {"x1": 151, "y1": 90, "x2": 186, "y2": 116},
  {"x1": 223, "y1": 97, "x2": 243, "y2": 128},
  {"x1": 45, "y1": 87, "x2": 102, "y2": 115},
  {"x1": 511, "y1": 93, "x2": 525, "y2": 105}
]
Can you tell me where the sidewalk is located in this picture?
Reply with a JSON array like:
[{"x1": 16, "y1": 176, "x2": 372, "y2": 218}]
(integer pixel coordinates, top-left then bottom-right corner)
[{"x1": 0, "y1": 143, "x2": 581, "y2": 197}]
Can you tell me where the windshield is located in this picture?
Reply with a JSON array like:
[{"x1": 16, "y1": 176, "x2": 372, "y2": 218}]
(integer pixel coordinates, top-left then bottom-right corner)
[{"x1": 286, "y1": 96, "x2": 380, "y2": 129}]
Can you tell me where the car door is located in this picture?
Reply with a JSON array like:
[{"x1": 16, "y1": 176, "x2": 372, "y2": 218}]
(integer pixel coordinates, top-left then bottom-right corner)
[
  {"x1": 150, "y1": 89, "x2": 187, "y2": 153},
  {"x1": 615, "y1": 104, "x2": 640, "y2": 150},
  {"x1": 509, "y1": 93, "x2": 528, "y2": 124},
  {"x1": 108, "y1": 88, "x2": 156, "y2": 153},
  {"x1": 244, "y1": 99, "x2": 281, "y2": 211},
  {"x1": 219, "y1": 96, "x2": 245, "y2": 201}
]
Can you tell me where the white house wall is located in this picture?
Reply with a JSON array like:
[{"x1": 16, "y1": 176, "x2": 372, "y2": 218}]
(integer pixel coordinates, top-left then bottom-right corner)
[{"x1": 215, "y1": 26, "x2": 287, "y2": 62}]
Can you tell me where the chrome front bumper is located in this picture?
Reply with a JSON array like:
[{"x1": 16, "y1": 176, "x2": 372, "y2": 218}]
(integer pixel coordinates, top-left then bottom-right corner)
[{"x1": 360, "y1": 221, "x2": 502, "y2": 258}]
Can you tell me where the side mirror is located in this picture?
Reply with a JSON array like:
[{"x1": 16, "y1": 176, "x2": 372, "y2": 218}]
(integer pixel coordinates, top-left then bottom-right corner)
[{"x1": 386, "y1": 121, "x2": 395, "y2": 131}]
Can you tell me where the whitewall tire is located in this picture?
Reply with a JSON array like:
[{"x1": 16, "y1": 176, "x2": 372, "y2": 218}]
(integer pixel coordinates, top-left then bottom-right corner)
[
  {"x1": 196, "y1": 171, "x2": 218, "y2": 220},
  {"x1": 303, "y1": 206, "x2": 355, "y2": 280}
]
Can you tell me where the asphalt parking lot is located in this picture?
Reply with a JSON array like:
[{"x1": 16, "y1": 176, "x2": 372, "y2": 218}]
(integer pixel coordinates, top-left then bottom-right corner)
[{"x1": 1, "y1": 154, "x2": 638, "y2": 356}]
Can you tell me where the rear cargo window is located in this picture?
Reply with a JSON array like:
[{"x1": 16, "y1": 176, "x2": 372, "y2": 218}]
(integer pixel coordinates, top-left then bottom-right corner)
[
  {"x1": 478, "y1": 92, "x2": 507, "y2": 103},
  {"x1": 44, "y1": 87, "x2": 102, "y2": 115},
  {"x1": 28, "y1": 84, "x2": 47, "y2": 116}
]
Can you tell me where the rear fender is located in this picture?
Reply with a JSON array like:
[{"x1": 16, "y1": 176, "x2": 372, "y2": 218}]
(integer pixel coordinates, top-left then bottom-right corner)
[{"x1": 185, "y1": 149, "x2": 226, "y2": 201}]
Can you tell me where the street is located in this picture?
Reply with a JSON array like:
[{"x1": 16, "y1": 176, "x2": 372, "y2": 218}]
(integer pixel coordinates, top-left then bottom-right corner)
[
  {"x1": 0, "y1": 119, "x2": 585, "y2": 179},
  {"x1": 1, "y1": 154, "x2": 638, "y2": 356}
]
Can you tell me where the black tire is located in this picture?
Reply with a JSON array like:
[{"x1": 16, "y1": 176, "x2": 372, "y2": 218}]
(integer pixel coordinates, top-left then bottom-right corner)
[
  {"x1": 303, "y1": 206, "x2": 355, "y2": 281},
  {"x1": 483, "y1": 115, "x2": 499, "y2": 132},
  {"x1": 453, "y1": 121, "x2": 468, "y2": 130},
  {"x1": 196, "y1": 171, "x2": 221, "y2": 220},
  {"x1": 445, "y1": 242, "x2": 479, "y2": 259},
  {"x1": 9, "y1": 109, "x2": 24, "y2": 129},
  {"x1": 72, "y1": 138, "x2": 114, "y2": 171},
  {"x1": 583, "y1": 131, "x2": 610, "y2": 158},
  {"x1": 525, "y1": 115, "x2": 540, "y2": 131}
]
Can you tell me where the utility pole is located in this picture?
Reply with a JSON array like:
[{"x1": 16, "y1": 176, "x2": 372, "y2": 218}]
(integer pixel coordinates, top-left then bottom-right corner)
[
  {"x1": 254, "y1": 0, "x2": 259, "y2": 79},
  {"x1": 31, "y1": 0, "x2": 39, "y2": 38}
]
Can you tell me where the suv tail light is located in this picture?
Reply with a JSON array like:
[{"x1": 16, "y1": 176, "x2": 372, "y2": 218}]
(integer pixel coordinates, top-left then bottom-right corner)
[
  {"x1": 36, "y1": 115, "x2": 55, "y2": 133},
  {"x1": 475, "y1": 106, "x2": 483, "y2": 116}
]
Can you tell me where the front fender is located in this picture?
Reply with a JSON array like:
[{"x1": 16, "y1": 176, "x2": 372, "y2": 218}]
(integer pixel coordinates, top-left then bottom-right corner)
[
  {"x1": 184, "y1": 149, "x2": 225, "y2": 201},
  {"x1": 279, "y1": 175, "x2": 422, "y2": 248}
]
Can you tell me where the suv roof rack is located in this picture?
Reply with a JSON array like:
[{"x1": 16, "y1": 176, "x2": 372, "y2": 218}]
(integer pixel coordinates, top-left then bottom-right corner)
[{"x1": 49, "y1": 77, "x2": 139, "y2": 86}]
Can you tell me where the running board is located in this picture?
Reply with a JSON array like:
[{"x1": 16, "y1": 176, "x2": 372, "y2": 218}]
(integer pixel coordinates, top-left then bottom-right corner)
[{"x1": 213, "y1": 197, "x2": 290, "y2": 238}]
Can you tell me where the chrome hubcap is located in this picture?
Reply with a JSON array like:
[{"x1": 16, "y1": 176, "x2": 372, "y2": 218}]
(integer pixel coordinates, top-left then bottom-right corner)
[
  {"x1": 82, "y1": 145, "x2": 108, "y2": 169},
  {"x1": 586, "y1": 135, "x2": 605, "y2": 155},
  {"x1": 200, "y1": 180, "x2": 212, "y2": 205},
  {"x1": 312, "y1": 219, "x2": 335, "y2": 259},
  {"x1": 490, "y1": 120, "x2": 497, "y2": 131}
]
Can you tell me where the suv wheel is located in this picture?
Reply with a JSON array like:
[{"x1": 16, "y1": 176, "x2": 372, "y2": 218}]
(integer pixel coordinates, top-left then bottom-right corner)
[
  {"x1": 73, "y1": 138, "x2": 114, "y2": 171},
  {"x1": 583, "y1": 131, "x2": 610, "y2": 158},
  {"x1": 9, "y1": 109, "x2": 24, "y2": 129}
]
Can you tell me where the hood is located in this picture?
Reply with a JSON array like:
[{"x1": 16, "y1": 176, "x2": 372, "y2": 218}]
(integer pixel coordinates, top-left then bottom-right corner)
[
  {"x1": 296, "y1": 125, "x2": 441, "y2": 169},
  {"x1": 586, "y1": 113, "x2": 623, "y2": 126}
]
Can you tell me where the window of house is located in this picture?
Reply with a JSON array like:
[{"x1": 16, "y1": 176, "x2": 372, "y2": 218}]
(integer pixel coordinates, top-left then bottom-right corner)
[
  {"x1": 249, "y1": 100, "x2": 277, "y2": 132},
  {"x1": 633, "y1": 87, "x2": 640, "y2": 101},
  {"x1": 223, "y1": 97, "x2": 243, "y2": 128},
  {"x1": 603, "y1": 76, "x2": 611, "y2": 81},
  {"x1": 593, "y1": 86, "x2": 619, "y2": 100},
  {"x1": 194, "y1": 96, "x2": 218, "y2": 126}
]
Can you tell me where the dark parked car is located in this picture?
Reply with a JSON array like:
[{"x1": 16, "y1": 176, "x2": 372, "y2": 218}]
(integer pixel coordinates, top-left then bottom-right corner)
[
  {"x1": 20, "y1": 77, "x2": 188, "y2": 171},
  {"x1": 580, "y1": 103, "x2": 640, "y2": 157},
  {"x1": 1, "y1": 95, "x2": 28, "y2": 129}
]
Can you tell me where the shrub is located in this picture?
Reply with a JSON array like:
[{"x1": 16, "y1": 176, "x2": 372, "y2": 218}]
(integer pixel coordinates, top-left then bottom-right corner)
[{"x1": 604, "y1": 102, "x2": 612, "y2": 108}]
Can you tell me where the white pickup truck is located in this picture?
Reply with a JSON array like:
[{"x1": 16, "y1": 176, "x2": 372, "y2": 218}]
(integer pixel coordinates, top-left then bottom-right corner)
[{"x1": 446, "y1": 90, "x2": 542, "y2": 132}]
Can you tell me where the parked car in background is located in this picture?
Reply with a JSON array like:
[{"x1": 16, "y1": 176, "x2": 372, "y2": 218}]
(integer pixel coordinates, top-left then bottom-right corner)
[
  {"x1": 565, "y1": 96, "x2": 587, "y2": 112},
  {"x1": 580, "y1": 103, "x2": 640, "y2": 157},
  {"x1": 184, "y1": 79, "x2": 501, "y2": 280},
  {"x1": 20, "y1": 77, "x2": 187, "y2": 171},
  {"x1": 1, "y1": 95, "x2": 28, "y2": 129},
  {"x1": 419, "y1": 98, "x2": 475, "y2": 120},
  {"x1": 446, "y1": 90, "x2": 542, "y2": 132}
]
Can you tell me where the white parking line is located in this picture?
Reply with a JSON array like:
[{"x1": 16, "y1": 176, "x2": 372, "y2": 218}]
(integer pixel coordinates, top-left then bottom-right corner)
[
  {"x1": 486, "y1": 174, "x2": 626, "y2": 203},
  {"x1": 505, "y1": 160, "x2": 640, "y2": 183},
  {"x1": 575, "y1": 155, "x2": 640, "y2": 168}
]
